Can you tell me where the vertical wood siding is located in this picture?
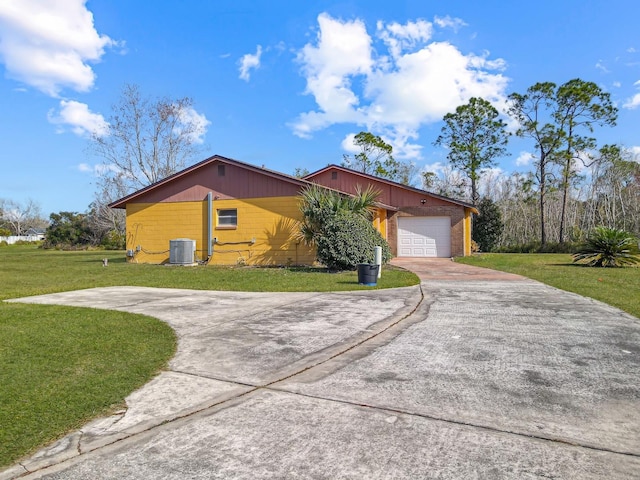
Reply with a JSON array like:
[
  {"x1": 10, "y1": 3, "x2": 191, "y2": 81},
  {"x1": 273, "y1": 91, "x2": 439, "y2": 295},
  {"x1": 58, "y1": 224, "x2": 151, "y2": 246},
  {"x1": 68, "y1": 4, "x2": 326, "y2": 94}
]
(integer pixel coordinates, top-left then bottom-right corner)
[
  {"x1": 128, "y1": 162, "x2": 303, "y2": 204},
  {"x1": 308, "y1": 169, "x2": 455, "y2": 208}
]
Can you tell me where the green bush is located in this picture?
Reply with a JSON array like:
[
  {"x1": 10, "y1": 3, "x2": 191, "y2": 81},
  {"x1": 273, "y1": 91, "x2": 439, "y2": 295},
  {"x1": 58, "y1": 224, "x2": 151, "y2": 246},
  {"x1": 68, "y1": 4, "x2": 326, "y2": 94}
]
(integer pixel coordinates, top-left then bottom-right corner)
[
  {"x1": 473, "y1": 197, "x2": 503, "y2": 252},
  {"x1": 43, "y1": 211, "x2": 92, "y2": 249},
  {"x1": 316, "y1": 212, "x2": 392, "y2": 270},
  {"x1": 573, "y1": 226, "x2": 640, "y2": 267},
  {"x1": 100, "y1": 229, "x2": 126, "y2": 250}
]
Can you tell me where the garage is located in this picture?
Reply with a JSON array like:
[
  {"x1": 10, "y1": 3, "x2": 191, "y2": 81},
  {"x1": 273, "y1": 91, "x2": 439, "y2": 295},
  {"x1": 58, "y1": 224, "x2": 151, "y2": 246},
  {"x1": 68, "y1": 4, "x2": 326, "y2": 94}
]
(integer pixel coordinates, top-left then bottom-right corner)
[{"x1": 397, "y1": 216, "x2": 451, "y2": 257}]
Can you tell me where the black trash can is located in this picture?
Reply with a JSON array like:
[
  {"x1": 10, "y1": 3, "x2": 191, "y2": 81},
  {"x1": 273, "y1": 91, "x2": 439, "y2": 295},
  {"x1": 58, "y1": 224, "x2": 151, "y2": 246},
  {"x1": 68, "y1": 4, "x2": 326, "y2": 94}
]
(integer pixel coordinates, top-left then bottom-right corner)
[{"x1": 357, "y1": 263, "x2": 379, "y2": 286}]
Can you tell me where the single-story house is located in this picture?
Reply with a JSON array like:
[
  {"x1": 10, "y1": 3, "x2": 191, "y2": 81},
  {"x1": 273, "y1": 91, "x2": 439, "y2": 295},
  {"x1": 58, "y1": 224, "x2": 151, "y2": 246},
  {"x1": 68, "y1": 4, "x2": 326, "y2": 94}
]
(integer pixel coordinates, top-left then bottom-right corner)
[{"x1": 109, "y1": 155, "x2": 477, "y2": 265}]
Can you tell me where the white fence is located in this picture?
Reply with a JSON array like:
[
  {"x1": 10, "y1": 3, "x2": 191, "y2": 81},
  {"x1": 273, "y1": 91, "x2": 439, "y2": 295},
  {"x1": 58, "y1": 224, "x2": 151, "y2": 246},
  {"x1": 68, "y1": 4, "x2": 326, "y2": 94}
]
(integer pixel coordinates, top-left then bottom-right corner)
[{"x1": 0, "y1": 235, "x2": 45, "y2": 244}]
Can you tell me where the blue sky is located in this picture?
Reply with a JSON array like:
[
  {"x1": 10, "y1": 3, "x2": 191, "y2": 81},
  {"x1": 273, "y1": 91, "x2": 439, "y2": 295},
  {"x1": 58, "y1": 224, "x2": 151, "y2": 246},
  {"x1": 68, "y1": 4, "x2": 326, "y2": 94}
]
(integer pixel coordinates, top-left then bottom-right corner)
[{"x1": 1, "y1": 0, "x2": 640, "y2": 215}]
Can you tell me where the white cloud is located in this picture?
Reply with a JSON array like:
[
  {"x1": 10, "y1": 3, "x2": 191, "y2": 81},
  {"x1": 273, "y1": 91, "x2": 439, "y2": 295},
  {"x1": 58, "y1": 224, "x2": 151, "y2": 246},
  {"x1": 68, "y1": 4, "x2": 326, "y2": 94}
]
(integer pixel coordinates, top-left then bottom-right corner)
[
  {"x1": 383, "y1": 126, "x2": 423, "y2": 159},
  {"x1": 422, "y1": 161, "x2": 447, "y2": 174},
  {"x1": 433, "y1": 15, "x2": 467, "y2": 32},
  {"x1": 365, "y1": 43, "x2": 507, "y2": 127},
  {"x1": 613, "y1": 81, "x2": 621, "y2": 88},
  {"x1": 291, "y1": 13, "x2": 509, "y2": 157},
  {"x1": 624, "y1": 81, "x2": 640, "y2": 109},
  {"x1": 480, "y1": 166, "x2": 504, "y2": 177},
  {"x1": 340, "y1": 133, "x2": 360, "y2": 153},
  {"x1": 595, "y1": 60, "x2": 609, "y2": 73},
  {"x1": 0, "y1": 0, "x2": 116, "y2": 96},
  {"x1": 573, "y1": 150, "x2": 593, "y2": 173},
  {"x1": 238, "y1": 45, "x2": 263, "y2": 81},
  {"x1": 515, "y1": 151, "x2": 534, "y2": 167},
  {"x1": 48, "y1": 100, "x2": 109, "y2": 137},
  {"x1": 628, "y1": 47, "x2": 637, "y2": 53},
  {"x1": 77, "y1": 162, "x2": 119, "y2": 176},
  {"x1": 377, "y1": 19, "x2": 433, "y2": 59},
  {"x1": 628, "y1": 146, "x2": 640, "y2": 163},
  {"x1": 340, "y1": 129, "x2": 422, "y2": 160},
  {"x1": 291, "y1": 13, "x2": 373, "y2": 138},
  {"x1": 178, "y1": 106, "x2": 211, "y2": 144}
]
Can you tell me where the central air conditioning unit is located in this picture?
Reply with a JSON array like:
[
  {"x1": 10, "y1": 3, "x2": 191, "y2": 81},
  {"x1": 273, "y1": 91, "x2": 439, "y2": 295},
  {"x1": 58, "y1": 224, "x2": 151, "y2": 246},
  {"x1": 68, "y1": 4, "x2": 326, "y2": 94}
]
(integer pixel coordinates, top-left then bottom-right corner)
[{"x1": 169, "y1": 238, "x2": 196, "y2": 265}]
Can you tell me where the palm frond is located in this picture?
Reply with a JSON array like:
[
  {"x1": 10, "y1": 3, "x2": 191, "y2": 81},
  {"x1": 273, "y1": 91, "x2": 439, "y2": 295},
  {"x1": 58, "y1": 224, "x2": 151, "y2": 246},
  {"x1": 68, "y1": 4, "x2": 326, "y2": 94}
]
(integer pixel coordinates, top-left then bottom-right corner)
[{"x1": 572, "y1": 227, "x2": 640, "y2": 267}]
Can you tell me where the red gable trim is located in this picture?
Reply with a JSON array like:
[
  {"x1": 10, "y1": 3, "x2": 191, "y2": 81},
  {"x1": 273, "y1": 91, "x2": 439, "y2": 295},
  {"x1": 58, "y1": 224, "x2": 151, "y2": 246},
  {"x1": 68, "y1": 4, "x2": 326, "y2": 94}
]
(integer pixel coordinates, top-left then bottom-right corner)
[
  {"x1": 108, "y1": 154, "x2": 312, "y2": 209},
  {"x1": 304, "y1": 164, "x2": 478, "y2": 212}
]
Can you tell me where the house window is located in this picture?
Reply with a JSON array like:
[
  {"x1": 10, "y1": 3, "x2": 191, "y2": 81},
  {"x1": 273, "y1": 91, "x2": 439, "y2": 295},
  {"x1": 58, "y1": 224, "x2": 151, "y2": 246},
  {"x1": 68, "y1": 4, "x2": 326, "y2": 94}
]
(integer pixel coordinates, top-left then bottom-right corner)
[
  {"x1": 217, "y1": 209, "x2": 237, "y2": 228},
  {"x1": 218, "y1": 164, "x2": 226, "y2": 176},
  {"x1": 331, "y1": 171, "x2": 338, "y2": 180}
]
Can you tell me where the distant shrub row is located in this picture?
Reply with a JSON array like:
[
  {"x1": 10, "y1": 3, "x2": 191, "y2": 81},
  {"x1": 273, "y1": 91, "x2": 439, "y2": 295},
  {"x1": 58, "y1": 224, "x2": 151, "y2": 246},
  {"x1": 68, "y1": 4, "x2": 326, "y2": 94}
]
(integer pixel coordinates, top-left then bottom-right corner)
[
  {"x1": 493, "y1": 241, "x2": 579, "y2": 254},
  {"x1": 0, "y1": 240, "x2": 43, "y2": 247}
]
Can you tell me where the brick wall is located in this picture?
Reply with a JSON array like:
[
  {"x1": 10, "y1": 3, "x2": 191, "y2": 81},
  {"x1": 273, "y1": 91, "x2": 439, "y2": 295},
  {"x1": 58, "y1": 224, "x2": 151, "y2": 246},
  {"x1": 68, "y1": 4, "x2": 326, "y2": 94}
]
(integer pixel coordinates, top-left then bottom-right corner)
[{"x1": 387, "y1": 205, "x2": 466, "y2": 257}]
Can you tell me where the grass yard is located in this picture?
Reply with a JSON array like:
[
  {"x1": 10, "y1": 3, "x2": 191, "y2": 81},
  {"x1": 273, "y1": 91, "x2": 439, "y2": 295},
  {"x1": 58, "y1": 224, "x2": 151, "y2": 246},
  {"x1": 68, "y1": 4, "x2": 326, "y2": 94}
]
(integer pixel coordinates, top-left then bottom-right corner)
[
  {"x1": 1, "y1": 246, "x2": 418, "y2": 300},
  {"x1": 457, "y1": 253, "x2": 640, "y2": 319},
  {"x1": 0, "y1": 304, "x2": 176, "y2": 468},
  {"x1": 0, "y1": 245, "x2": 418, "y2": 468}
]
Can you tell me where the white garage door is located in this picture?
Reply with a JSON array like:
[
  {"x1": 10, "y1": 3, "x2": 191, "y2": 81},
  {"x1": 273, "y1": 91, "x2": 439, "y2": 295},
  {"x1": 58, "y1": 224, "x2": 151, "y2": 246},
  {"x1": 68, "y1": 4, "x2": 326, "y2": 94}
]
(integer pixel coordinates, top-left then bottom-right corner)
[{"x1": 398, "y1": 216, "x2": 451, "y2": 257}]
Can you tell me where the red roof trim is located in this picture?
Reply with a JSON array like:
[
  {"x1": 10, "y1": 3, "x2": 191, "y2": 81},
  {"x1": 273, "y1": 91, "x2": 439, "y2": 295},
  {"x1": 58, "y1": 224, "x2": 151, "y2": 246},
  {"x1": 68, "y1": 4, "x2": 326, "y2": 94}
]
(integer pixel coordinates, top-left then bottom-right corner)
[
  {"x1": 303, "y1": 164, "x2": 477, "y2": 211},
  {"x1": 108, "y1": 154, "x2": 313, "y2": 209},
  {"x1": 108, "y1": 156, "x2": 469, "y2": 213}
]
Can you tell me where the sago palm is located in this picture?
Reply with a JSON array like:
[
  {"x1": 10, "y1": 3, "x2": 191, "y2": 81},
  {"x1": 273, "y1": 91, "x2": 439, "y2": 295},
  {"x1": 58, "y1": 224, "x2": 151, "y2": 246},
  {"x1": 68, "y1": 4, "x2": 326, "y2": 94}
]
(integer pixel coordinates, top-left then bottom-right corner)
[
  {"x1": 298, "y1": 184, "x2": 380, "y2": 246},
  {"x1": 572, "y1": 226, "x2": 640, "y2": 267}
]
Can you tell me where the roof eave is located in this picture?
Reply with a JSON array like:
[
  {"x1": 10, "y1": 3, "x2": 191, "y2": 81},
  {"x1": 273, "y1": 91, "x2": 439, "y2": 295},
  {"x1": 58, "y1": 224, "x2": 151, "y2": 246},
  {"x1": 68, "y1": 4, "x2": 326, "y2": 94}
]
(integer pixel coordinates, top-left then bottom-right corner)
[
  {"x1": 304, "y1": 164, "x2": 477, "y2": 210},
  {"x1": 108, "y1": 154, "x2": 314, "y2": 209}
]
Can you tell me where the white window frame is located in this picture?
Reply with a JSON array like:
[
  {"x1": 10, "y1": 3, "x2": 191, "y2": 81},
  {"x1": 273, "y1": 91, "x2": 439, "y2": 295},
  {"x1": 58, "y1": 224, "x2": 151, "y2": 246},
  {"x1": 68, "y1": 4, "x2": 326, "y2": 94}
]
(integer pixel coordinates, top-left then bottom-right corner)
[{"x1": 216, "y1": 208, "x2": 237, "y2": 228}]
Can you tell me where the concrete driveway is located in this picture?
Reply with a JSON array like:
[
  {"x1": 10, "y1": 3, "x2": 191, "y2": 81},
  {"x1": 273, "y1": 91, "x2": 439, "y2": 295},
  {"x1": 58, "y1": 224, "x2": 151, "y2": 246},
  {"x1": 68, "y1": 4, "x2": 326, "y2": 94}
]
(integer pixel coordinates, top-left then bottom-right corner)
[{"x1": 4, "y1": 260, "x2": 640, "y2": 479}]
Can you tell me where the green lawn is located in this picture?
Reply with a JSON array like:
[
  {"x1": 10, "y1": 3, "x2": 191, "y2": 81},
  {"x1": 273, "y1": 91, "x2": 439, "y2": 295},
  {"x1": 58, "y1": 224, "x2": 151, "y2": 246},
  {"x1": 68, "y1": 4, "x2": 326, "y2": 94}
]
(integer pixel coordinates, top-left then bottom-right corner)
[
  {"x1": 0, "y1": 304, "x2": 176, "y2": 468},
  {"x1": 457, "y1": 253, "x2": 640, "y2": 319},
  {"x1": 0, "y1": 245, "x2": 418, "y2": 301},
  {"x1": 0, "y1": 245, "x2": 418, "y2": 468}
]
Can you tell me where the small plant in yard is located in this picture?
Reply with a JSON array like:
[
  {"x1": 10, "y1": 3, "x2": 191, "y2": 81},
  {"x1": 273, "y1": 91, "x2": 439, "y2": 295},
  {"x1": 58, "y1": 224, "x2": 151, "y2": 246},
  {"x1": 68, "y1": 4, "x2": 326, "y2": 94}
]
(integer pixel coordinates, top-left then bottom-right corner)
[{"x1": 572, "y1": 226, "x2": 640, "y2": 267}]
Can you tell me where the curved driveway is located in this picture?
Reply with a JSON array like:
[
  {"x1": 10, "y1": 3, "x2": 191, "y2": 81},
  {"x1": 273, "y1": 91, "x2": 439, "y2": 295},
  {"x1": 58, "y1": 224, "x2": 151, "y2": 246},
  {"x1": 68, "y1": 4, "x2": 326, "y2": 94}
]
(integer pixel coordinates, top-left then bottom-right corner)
[{"x1": 4, "y1": 260, "x2": 640, "y2": 479}]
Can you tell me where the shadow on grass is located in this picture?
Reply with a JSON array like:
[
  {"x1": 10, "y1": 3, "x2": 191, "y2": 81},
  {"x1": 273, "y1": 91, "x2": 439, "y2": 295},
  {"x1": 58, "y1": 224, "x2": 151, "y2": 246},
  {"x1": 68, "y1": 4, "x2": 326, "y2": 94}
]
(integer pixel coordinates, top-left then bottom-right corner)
[
  {"x1": 79, "y1": 257, "x2": 129, "y2": 264},
  {"x1": 335, "y1": 281, "x2": 378, "y2": 287},
  {"x1": 549, "y1": 262, "x2": 634, "y2": 269},
  {"x1": 548, "y1": 262, "x2": 585, "y2": 267}
]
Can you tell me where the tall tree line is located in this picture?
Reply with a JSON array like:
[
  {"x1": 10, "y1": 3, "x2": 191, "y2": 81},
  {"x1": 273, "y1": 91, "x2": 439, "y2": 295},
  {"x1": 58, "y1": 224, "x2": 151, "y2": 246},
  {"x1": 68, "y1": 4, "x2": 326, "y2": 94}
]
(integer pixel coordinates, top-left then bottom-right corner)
[
  {"x1": 427, "y1": 78, "x2": 637, "y2": 250},
  {"x1": 474, "y1": 148, "x2": 640, "y2": 249}
]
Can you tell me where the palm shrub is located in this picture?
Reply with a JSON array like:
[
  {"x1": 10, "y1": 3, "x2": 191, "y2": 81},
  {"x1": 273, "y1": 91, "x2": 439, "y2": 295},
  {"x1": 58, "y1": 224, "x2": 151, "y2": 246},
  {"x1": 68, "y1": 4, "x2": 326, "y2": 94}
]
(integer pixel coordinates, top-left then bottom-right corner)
[
  {"x1": 298, "y1": 184, "x2": 391, "y2": 270},
  {"x1": 298, "y1": 184, "x2": 379, "y2": 245},
  {"x1": 572, "y1": 226, "x2": 640, "y2": 267},
  {"x1": 316, "y1": 212, "x2": 392, "y2": 270}
]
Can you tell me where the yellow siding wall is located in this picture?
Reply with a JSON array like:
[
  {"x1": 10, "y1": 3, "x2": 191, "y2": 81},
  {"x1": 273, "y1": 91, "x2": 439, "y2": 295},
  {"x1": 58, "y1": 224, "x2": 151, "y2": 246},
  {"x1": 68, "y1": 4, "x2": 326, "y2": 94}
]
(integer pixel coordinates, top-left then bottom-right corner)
[
  {"x1": 464, "y1": 208, "x2": 472, "y2": 256},
  {"x1": 126, "y1": 201, "x2": 207, "y2": 264},
  {"x1": 373, "y1": 208, "x2": 387, "y2": 239},
  {"x1": 126, "y1": 196, "x2": 316, "y2": 265}
]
